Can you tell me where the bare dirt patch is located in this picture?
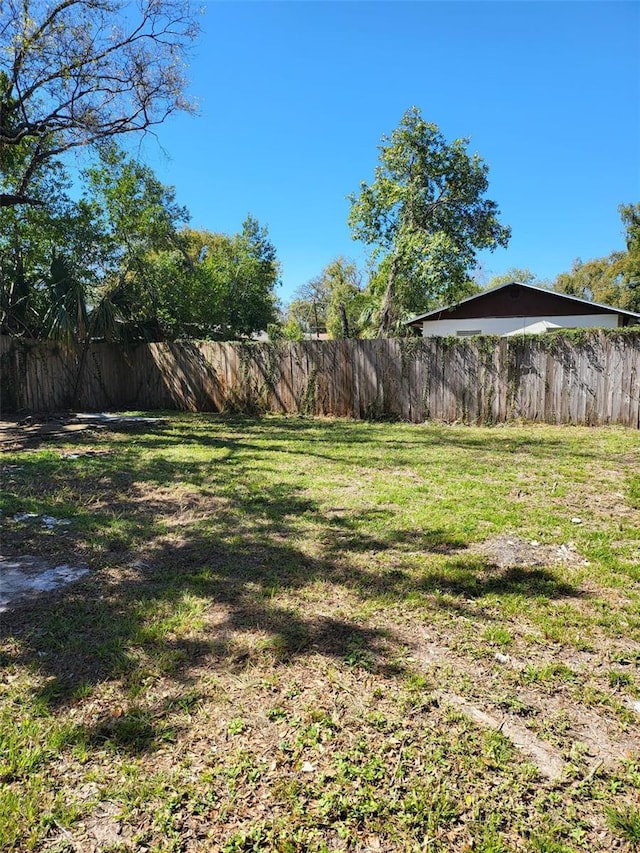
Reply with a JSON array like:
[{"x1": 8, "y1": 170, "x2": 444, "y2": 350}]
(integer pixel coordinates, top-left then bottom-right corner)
[
  {"x1": 407, "y1": 627, "x2": 640, "y2": 777},
  {"x1": 471, "y1": 534, "x2": 590, "y2": 570}
]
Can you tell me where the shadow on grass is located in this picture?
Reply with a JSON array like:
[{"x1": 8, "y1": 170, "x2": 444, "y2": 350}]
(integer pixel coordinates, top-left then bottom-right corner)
[
  {"x1": 119, "y1": 412, "x2": 621, "y2": 465},
  {"x1": 417, "y1": 561, "x2": 583, "y2": 600},
  {"x1": 0, "y1": 414, "x2": 589, "y2": 752}
]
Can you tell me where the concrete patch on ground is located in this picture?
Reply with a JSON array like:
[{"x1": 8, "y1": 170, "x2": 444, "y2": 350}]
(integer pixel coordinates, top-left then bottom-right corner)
[
  {"x1": 0, "y1": 412, "x2": 165, "y2": 452},
  {"x1": 12, "y1": 512, "x2": 71, "y2": 529},
  {"x1": 72, "y1": 412, "x2": 163, "y2": 427},
  {"x1": 0, "y1": 555, "x2": 89, "y2": 612}
]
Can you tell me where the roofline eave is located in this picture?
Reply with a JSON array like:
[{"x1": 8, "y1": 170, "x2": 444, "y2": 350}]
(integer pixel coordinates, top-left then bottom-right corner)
[{"x1": 404, "y1": 281, "x2": 640, "y2": 326}]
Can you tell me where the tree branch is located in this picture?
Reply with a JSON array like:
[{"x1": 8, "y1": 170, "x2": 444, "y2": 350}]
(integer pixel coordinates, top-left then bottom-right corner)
[{"x1": 0, "y1": 193, "x2": 44, "y2": 207}]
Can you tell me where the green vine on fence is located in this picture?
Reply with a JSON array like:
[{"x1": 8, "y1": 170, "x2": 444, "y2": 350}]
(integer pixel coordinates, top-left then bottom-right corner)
[
  {"x1": 223, "y1": 344, "x2": 260, "y2": 415},
  {"x1": 399, "y1": 337, "x2": 426, "y2": 383},
  {"x1": 299, "y1": 365, "x2": 318, "y2": 416},
  {"x1": 259, "y1": 342, "x2": 283, "y2": 407},
  {"x1": 3, "y1": 334, "x2": 640, "y2": 426}
]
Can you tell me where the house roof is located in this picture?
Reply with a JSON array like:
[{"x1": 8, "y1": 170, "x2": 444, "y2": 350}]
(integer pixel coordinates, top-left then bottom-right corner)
[{"x1": 405, "y1": 281, "x2": 640, "y2": 327}]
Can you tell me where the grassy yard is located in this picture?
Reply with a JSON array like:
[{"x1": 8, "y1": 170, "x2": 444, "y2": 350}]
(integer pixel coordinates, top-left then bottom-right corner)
[{"x1": 1, "y1": 414, "x2": 639, "y2": 852}]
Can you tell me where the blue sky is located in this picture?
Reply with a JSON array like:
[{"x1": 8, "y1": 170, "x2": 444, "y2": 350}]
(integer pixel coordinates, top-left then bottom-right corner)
[{"x1": 138, "y1": 1, "x2": 640, "y2": 306}]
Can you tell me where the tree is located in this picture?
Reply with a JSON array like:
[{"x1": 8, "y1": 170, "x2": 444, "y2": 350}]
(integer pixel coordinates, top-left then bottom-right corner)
[
  {"x1": 553, "y1": 255, "x2": 626, "y2": 307},
  {"x1": 322, "y1": 258, "x2": 367, "y2": 339},
  {"x1": 147, "y1": 219, "x2": 280, "y2": 340},
  {"x1": 0, "y1": 0, "x2": 198, "y2": 207},
  {"x1": 285, "y1": 297, "x2": 325, "y2": 339},
  {"x1": 0, "y1": 153, "x2": 85, "y2": 336},
  {"x1": 285, "y1": 257, "x2": 368, "y2": 339},
  {"x1": 552, "y1": 204, "x2": 640, "y2": 313},
  {"x1": 287, "y1": 271, "x2": 332, "y2": 338},
  {"x1": 80, "y1": 144, "x2": 189, "y2": 337},
  {"x1": 484, "y1": 268, "x2": 541, "y2": 289},
  {"x1": 0, "y1": 145, "x2": 189, "y2": 343},
  {"x1": 348, "y1": 107, "x2": 511, "y2": 336},
  {"x1": 619, "y1": 202, "x2": 640, "y2": 295}
]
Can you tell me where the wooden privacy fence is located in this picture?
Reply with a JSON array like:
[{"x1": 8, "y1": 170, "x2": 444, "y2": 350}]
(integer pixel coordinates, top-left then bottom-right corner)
[{"x1": 2, "y1": 332, "x2": 640, "y2": 427}]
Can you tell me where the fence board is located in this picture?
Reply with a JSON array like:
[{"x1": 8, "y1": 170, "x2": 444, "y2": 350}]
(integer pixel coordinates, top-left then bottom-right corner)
[{"x1": 2, "y1": 333, "x2": 640, "y2": 428}]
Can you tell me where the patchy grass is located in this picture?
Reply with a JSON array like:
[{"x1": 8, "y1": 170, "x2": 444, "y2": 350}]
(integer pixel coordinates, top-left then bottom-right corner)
[{"x1": 0, "y1": 414, "x2": 639, "y2": 852}]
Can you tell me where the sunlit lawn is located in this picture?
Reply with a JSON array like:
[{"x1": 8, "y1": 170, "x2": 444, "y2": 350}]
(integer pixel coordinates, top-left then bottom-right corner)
[{"x1": 1, "y1": 414, "x2": 639, "y2": 852}]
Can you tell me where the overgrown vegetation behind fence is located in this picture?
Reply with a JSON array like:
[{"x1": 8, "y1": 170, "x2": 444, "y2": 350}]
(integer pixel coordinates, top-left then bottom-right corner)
[{"x1": 2, "y1": 331, "x2": 640, "y2": 426}]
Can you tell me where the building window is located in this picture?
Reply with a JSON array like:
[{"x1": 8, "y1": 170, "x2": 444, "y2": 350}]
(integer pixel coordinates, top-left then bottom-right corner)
[{"x1": 457, "y1": 330, "x2": 482, "y2": 337}]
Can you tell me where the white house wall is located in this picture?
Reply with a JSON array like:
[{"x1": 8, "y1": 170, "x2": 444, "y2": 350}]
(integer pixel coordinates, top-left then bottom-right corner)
[{"x1": 420, "y1": 313, "x2": 619, "y2": 338}]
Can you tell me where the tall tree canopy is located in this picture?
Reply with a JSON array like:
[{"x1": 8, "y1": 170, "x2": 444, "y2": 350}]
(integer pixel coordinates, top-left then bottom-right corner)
[
  {"x1": 0, "y1": 146, "x2": 189, "y2": 341},
  {"x1": 0, "y1": 0, "x2": 198, "y2": 207},
  {"x1": 553, "y1": 203, "x2": 640, "y2": 313},
  {"x1": 0, "y1": 154, "x2": 73, "y2": 334},
  {"x1": 348, "y1": 107, "x2": 511, "y2": 336},
  {"x1": 619, "y1": 202, "x2": 640, "y2": 297},
  {"x1": 285, "y1": 257, "x2": 367, "y2": 339},
  {"x1": 484, "y1": 268, "x2": 542, "y2": 289},
  {"x1": 0, "y1": 144, "x2": 280, "y2": 343},
  {"x1": 81, "y1": 144, "x2": 189, "y2": 335},
  {"x1": 142, "y1": 219, "x2": 281, "y2": 340}
]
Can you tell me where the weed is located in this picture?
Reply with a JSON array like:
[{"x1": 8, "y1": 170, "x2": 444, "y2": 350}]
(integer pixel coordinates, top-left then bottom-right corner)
[
  {"x1": 627, "y1": 475, "x2": 640, "y2": 510},
  {"x1": 606, "y1": 804, "x2": 640, "y2": 846},
  {"x1": 227, "y1": 718, "x2": 246, "y2": 736},
  {"x1": 482, "y1": 730, "x2": 515, "y2": 769},
  {"x1": 483, "y1": 625, "x2": 513, "y2": 646},
  {"x1": 343, "y1": 640, "x2": 374, "y2": 671},
  {"x1": 608, "y1": 669, "x2": 636, "y2": 690},
  {"x1": 522, "y1": 663, "x2": 578, "y2": 686},
  {"x1": 266, "y1": 706, "x2": 288, "y2": 722}
]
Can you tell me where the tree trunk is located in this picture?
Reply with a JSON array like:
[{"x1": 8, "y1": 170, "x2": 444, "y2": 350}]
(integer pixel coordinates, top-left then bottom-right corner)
[
  {"x1": 378, "y1": 256, "x2": 400, "y2": 337},
  {"x1": 339, "y1": 302, "x2": 349, "y2": 338}
]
